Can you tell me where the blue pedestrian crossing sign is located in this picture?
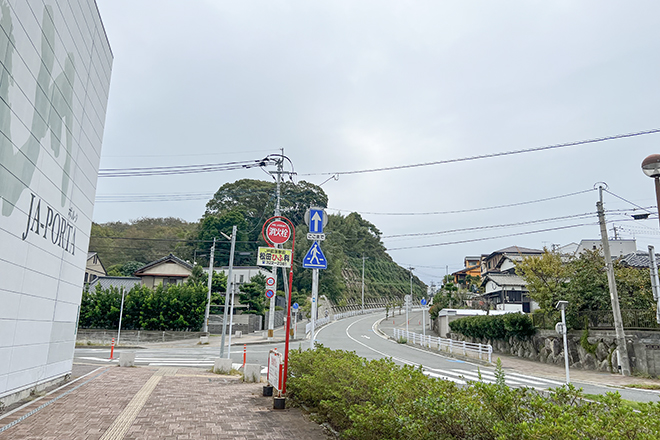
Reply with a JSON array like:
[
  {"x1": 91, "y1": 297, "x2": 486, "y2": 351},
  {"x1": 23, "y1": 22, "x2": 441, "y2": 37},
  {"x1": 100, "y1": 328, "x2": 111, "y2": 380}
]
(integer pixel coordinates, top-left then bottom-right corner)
[{"x1": 302, "y1": 241, "x2": 327, "y2": 269}]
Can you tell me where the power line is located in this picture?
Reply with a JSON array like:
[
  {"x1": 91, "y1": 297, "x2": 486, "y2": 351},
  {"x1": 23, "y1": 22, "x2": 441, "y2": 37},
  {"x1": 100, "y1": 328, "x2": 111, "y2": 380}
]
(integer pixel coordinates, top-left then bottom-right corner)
[
  {"x1": 604, "y1": 189, "x2": 653, "y2": 214},
  {"x1": 301, "y1": 128, "x2": 660, "y2": 176},
  {"x1": 328, "y1": 188, "x2": 596, "y2": 216},
  {"x1": 102, "y1": 148, "x2": 274, "y2": 159},
  {"x1": 386, "y1": 223, "x2": 594, "y2": 251},
  {"x1": 381, "y1": 212, "x2": 596, "y2": 240},
  {"x1": 98, "y1": 157, "x2": 278, "y2": 178}
]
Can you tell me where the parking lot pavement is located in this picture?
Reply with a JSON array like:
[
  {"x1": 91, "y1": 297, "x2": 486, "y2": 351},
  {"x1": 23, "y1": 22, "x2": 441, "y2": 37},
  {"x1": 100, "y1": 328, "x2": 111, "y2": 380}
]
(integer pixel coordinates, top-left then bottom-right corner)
[{"x1": 0, "y1": 366, "x2": 329, "y2": 440}]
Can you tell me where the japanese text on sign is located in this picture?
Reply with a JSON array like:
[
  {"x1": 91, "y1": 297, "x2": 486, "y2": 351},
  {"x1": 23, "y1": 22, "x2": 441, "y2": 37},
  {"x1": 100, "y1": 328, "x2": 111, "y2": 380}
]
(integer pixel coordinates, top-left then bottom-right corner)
[{"x1": 257, "y1": 247, "x2": 292, "y2": 268}]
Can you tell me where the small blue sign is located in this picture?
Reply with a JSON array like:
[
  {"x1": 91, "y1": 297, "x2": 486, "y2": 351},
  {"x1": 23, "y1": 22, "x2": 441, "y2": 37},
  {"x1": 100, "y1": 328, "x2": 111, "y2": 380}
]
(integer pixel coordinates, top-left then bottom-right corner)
[
  {"x1": 421, "y1": 298, "x2": 427, "y2": 306},
  {"x1": 309, "y1": 209, "x2": 325, "y2": 234},
  {"x1": 293, "y1": 303, "x2": 299, "y2": 310},
  {"x1": 302, "y1": 241, "x2": 327, "y2": 269}
]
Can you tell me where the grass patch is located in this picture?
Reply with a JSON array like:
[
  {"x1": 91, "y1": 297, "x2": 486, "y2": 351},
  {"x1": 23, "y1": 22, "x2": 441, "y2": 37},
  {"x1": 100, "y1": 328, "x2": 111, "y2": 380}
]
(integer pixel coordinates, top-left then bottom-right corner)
[
  {"x1": 396, "y1": 337, "x2": 407, "y2": 344},
  {"x1": 625, "y1": 383, "x2": 660, "y2": 391}
]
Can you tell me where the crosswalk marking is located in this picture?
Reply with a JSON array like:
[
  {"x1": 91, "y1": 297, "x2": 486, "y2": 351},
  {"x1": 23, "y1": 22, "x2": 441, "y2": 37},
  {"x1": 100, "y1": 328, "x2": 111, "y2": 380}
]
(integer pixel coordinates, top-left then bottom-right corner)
[{"x1": 422, "y1": 366, "x2": 561, "y2": 390}]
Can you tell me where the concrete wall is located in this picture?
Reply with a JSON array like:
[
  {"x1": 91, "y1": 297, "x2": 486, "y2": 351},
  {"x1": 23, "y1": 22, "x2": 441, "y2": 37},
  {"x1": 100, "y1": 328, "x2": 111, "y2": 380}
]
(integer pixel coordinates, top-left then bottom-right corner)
[{"x1": 0, "y1": 0, "x2": 112, "y2": 404}]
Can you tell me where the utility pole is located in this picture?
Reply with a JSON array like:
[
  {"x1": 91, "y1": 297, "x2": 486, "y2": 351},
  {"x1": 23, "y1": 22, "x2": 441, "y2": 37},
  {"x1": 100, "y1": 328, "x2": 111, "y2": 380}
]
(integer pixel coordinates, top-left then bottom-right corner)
[
  {"x1": 597, "y1": 186, "x2": 631, "y2": 376},
  {"x1": 407, "y1": 267, "x2": 414, "y2": 334},
  {"x1": 117, "y1": 287, "x2": 126, "y2": 346},
  {"x1": 361, "y1": 256, "x2": 367, "y2": 314},
  {"x1": 203, "y1": 237, "x2": 216, "y2": 333},
  {"x1": 267, "y1": 148, "x2": 294, "y2": 340},
  {"x1": 649, "y1": 245, "x2": 660, "y2": 324},
  {"x1": 220, "y1": 226, "x2": 237, "y2": 358}
]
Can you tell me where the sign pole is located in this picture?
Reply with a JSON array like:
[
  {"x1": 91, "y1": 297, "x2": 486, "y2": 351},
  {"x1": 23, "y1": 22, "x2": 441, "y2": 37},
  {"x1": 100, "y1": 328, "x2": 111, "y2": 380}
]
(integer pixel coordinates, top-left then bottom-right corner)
[
  {"x1": 310, "y1": 268, "x2": 318, "y2": 349},
  {"x1": 220, "y1": 226, "x2": 237, "y2": 358},
  {"x1": 268, "y1": 268, "x2": 276, "y2": 340}
]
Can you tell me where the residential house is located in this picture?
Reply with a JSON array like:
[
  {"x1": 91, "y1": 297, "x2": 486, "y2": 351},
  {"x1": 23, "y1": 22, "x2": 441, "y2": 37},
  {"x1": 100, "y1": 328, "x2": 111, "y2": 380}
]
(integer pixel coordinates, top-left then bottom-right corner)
[
  {"x1": 451, "y1": 256, "x2": 481, "y2": 288},
  {"x1": 618, "y1": 250, "x2": 660, "y2": 269},
  {"x1": 558, "y1": 239, "x2": 637, "y2": 259},
  {"x1": 204, "y1": 266, "x2": 272, "y2": 286},
  {"x1": 480, "y1": 246, "x2": 543, "y2": 276},
  {"x1": 85, "y1": 252, "x2": 106, "y2": 284},
  {"x1": 133, "y1": 254, "x2": 193, "y2": 288},
  {"x1": 479, "y1": 246, "x2": 543, "y2": 313}
]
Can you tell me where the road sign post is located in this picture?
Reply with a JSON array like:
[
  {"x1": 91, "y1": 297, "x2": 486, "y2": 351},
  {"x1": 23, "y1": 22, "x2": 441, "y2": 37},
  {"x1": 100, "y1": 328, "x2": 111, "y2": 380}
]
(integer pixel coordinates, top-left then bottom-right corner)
[
  {"x1": 303, "y1": 208, "x2": 329, "y2": 350},
  {"x1": 293, "y1": 303, "x2": 299, "y2": 339},
  {"x1": 421, "y1": 298, "x2": 427, "y2": 337},
  {"x1": 266, "y1": 275, "x2": 277, "y2": 339},
  {"x1": 259, "y1": 216, "x2": 296, "y2": 396}
]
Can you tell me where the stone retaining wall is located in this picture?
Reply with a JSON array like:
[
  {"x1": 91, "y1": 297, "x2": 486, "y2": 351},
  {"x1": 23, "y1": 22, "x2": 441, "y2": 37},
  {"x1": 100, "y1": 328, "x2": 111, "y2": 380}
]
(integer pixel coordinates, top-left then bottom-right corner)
[{"x1": 448, "y1": 328, "x2": 660, "y2": 376}]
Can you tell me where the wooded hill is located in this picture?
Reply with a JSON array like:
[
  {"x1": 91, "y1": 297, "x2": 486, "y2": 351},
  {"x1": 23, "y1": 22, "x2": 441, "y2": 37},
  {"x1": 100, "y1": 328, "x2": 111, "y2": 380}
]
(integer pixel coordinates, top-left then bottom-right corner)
[{"x1": 90, "y1": 179, "x2": 426, "y2": 303}]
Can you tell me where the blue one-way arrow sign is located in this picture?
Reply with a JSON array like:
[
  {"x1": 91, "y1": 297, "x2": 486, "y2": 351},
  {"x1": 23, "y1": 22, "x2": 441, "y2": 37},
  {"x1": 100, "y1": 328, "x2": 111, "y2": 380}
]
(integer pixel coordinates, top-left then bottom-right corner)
[
  {"x1": 309, "y1": 208, "x2": 324, "y2": 234},
  {"x1": 302, "y1": 241, "x2": 327, "y2": 269}
]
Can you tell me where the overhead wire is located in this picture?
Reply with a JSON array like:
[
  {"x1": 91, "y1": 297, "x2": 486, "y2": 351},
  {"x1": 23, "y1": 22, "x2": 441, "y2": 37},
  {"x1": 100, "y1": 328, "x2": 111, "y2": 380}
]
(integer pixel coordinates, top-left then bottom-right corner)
[
  {"x1": 300, "y1": 128, "x2": 660, "y2": 176},
  {"x1": 328, "y1": 188, "x2": 596, "y2": 216}
]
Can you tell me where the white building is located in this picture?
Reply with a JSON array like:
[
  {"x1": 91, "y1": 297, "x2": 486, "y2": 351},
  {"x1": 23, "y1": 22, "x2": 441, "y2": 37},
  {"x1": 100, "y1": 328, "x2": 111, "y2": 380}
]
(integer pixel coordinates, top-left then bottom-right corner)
[
  {"x1": 203, "y1": 266, "x2": 272, "y2": 286},
  {"x1": 0, "y1": 1, "x2": 112, "y2": 405}
]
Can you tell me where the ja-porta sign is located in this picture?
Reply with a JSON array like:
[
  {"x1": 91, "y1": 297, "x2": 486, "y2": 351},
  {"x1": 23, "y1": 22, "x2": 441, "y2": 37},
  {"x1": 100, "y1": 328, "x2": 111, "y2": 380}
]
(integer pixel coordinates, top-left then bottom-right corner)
[{"x1": 266, "y1": 220, "x2": 291, "y2": 245}]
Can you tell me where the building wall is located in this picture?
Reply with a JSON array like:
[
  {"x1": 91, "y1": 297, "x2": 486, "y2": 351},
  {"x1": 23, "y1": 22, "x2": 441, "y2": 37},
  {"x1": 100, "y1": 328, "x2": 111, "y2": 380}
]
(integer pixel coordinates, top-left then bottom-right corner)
[{"x1": 0, "y1": 0, "x2": 112, "y2": 402}]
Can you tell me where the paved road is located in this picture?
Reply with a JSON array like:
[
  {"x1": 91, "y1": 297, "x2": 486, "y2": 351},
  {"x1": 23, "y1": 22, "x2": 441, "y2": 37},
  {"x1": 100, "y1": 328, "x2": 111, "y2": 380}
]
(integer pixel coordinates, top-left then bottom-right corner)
[
  {"x1": 74, "y1": 310, "x2": 660, "y2": 402},
  {"x1": 317, "y1": 312, "x2": 660, "y2": 402}
]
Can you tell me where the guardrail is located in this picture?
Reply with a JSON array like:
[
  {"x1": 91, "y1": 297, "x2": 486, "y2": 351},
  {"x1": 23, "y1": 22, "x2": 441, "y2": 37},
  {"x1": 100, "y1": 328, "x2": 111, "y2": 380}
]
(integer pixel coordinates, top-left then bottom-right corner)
[
  {"x1": 393, "y1": 328, "x2": 492, "y2": 363},
  {"x1": 305, "y1": 307, "x2": 386, "y2": 334}
]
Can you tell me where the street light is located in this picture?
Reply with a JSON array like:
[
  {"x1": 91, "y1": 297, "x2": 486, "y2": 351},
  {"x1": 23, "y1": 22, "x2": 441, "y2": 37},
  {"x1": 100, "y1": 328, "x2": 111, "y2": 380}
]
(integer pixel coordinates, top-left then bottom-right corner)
[
  {"x1": 642, "y1": 154, "x2": 660, "y2": 229},
  {"x1": 555, "y1": 300, "x2": 570, "y2": 384}
]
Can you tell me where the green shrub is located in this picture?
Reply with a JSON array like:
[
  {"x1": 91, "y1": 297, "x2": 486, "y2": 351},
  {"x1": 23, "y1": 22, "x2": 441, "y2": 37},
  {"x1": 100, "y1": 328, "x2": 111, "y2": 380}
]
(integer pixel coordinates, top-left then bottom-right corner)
[
  {"x1": 287, "y1": 346, "x2": 660, "y2": 439},
  {"x1": 449, "y1": 313, "x2": 536, "y2": 341}
]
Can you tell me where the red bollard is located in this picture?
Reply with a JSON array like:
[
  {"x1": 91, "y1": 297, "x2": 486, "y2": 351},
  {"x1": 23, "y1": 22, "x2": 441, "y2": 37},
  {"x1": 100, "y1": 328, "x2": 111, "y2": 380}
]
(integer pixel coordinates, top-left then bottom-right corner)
[
  {"x1": 110, "y1": 337, "x2": 115, "y2": 359},
  {"x1": 243, "y1": 344, "x2": 246, "y2": 368}
]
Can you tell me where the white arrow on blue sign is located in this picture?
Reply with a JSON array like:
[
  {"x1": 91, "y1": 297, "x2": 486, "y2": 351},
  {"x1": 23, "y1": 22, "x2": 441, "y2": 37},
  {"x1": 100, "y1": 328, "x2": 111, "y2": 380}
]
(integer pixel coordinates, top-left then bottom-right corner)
[
  {"x1": 309, "y1": 208, "x2": 325, "y2": 234},
  {"x1": 302, "y1": 241, "x2": 327, "y2": 269},
  {"x1": 421, "y1": 298, "x2": 427, "y2": 306},
  {"x1": 293, "y1": 303, "x2": 299, "y2": 310}
]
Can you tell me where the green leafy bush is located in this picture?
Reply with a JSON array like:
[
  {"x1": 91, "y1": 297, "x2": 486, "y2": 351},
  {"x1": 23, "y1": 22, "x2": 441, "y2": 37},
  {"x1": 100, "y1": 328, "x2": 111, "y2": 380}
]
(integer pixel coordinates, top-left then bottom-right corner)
[
  {"x1": 79, "y1": 283, "x2": 206, "y2": 330},
  {"x1": 287, "y1": 346, "x2": 660, "y2": 439},
  {"x1": 449, "y1": 313, "x2": 536, "y2": 341}
]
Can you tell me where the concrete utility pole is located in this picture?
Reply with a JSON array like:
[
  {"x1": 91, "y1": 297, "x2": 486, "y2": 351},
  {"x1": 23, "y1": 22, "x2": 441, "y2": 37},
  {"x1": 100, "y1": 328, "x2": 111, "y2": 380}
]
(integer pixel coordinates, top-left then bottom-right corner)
[
  {"x1": 267, "y1": 148, "x2": 293, "y2": 340},
  {"x1": 361, "y1": 256, "x2": 367, "y2": 313},
  {"x1": 203, "y1": 237, "x2": 216, "y2": 333},
  {"x1": 220, "y1": 226, "x2": 237, "y2": 358},
  {"x1": 649, "y1": 245, "x2": 660, "y2": 324},
  {"x1": 597, "y1": 186, "x2": 631, "y2": 376},
  {"x1": 117, "y1": 287, "x2": 126, "y2": 346}
]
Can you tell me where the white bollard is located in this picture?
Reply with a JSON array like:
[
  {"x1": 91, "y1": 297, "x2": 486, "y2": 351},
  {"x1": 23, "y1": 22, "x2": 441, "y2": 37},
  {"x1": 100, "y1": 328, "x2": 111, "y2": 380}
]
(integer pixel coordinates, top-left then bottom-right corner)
[
  {"x1": 243, "y1": 363, "x2": 261, "y2": 383},
  {"x1": 213, "y1": 358, "x2": 233, "y2": 374},
  {"x1": 119, "y1": 351, "x2": 135, "y2": 367}
]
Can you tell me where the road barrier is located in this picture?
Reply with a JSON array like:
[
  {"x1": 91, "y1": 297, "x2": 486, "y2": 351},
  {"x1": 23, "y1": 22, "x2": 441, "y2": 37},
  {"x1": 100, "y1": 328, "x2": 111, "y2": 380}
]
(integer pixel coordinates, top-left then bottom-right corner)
[{"x1": 393, "y1": 328, "x2": 492, "y2": 363}]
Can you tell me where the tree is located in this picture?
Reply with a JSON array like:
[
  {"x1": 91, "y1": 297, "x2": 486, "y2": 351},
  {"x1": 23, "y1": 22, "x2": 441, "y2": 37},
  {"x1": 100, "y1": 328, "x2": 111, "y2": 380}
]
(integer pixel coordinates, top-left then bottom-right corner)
[
  {"x1": 515, "y1": 249, "x2": 570, "y2": 310},
  {"x1": 239, "y1": 273, "x2": 267, "y2": 314}
]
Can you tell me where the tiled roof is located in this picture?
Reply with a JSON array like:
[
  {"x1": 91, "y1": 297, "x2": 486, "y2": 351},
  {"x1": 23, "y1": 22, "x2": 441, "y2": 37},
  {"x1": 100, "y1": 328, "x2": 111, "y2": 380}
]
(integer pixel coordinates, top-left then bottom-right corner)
[
  {"x1": 619, "y1": 251, "x2": 660, "y2": 269},
  {"x1": 483, "y1": 273, "x2": 527, "y2": 287},
  {"x1": 134, "y1": 253, "x2": 193, "y2": 275}
]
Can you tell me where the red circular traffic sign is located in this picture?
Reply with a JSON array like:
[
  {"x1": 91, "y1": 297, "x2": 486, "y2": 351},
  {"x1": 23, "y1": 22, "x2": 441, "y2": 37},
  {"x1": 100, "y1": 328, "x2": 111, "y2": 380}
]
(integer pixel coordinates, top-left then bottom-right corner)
[
  {"x1": 266, "y1": 220, "x2": 291, "y2": 244},
  {"x1": 266, "y1": 277, "x2": 275, "y2": 287},
  {"x1": 265, "y1": 289, "x2": 275, "y2": 299}
]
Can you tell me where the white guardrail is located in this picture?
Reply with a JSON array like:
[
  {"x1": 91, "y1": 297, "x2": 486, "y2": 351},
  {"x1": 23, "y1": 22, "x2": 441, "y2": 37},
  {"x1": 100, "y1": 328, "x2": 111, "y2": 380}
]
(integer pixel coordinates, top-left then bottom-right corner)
[
  {"x1": 393, "y1": 328, "x2": 492, "y2": 363},
  {"x1": 305, "y1": 308, "x2": 386, "y2": 335}
]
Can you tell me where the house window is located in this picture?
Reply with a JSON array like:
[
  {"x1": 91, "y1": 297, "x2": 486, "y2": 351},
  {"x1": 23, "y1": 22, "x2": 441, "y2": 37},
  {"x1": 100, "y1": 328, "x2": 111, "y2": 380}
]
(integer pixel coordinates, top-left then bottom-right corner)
[
  {"x1": 163, "y1": 277, "x2": 180, "y2": 287},
  {"x1": 239, "y1": 275, "x2": 244, "y2": 283}
]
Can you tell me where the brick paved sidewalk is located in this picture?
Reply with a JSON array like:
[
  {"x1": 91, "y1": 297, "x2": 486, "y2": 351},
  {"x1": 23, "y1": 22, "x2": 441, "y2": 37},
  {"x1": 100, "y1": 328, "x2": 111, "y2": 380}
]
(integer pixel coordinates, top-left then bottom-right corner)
[{"x1": 0, "y1": 366, "x2": 329, "y2": 440}]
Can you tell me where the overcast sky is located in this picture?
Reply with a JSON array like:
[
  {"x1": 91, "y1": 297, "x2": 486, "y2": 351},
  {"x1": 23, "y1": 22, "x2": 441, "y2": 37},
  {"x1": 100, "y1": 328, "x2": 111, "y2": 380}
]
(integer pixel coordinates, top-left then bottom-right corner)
[{"x1": 94, "y1": 1, "x2": 660, "y2": 285}]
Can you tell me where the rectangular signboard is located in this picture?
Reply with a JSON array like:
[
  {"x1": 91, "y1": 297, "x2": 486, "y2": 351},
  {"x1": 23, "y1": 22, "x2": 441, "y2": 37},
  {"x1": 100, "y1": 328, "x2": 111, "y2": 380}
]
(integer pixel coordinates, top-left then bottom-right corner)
[
  {"x1": 268, "y1": 349, "x2": 283, "y2": 391},
  {"x1": 257, "y1": 247, "x2": 292, "y2": 267}
]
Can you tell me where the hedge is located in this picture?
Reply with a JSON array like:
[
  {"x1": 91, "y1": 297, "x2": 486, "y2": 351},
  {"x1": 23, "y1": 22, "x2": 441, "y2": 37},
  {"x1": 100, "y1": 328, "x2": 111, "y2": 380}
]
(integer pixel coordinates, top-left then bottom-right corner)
[
  {"x1": 287, "y1": 345, "x2": 660, "y2": 439},
  {"x1": 448, "y1": 313, "x2": 536, "y2": 341},
  {"x1": 79, "y1": 283, "x2": 207, "y2": 331}
]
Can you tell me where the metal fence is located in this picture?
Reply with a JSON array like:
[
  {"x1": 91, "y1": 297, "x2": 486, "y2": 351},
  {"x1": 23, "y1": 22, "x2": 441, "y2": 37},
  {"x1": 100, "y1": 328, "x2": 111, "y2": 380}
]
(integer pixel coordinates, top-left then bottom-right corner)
[
  {"x1": 393, "y1": 328, "x2": 493, "y2": 363},
  {"x1": 532, "y1": 309, "x2": 660, "y2": 330}
]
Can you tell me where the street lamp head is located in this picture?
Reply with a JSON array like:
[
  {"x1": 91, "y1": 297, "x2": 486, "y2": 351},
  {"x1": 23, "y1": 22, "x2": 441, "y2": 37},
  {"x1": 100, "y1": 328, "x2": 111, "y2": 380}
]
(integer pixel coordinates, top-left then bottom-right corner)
[
  {"x1": 555, "y1": 300, "x2": 568, "y2": 310},
  {"x1": 642, "y1": 154, "x2": 660, "y2": 178}
]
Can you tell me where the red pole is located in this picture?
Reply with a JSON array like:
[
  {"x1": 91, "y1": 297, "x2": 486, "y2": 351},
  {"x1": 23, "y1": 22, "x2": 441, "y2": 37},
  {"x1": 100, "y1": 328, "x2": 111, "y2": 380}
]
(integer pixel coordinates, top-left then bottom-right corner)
[
  {"x1": 110, "y1": 337, "x2": 115, "y2": 359},
  {"x1": 243, "y1": 344, "x2": 246, "y2": 368}
]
